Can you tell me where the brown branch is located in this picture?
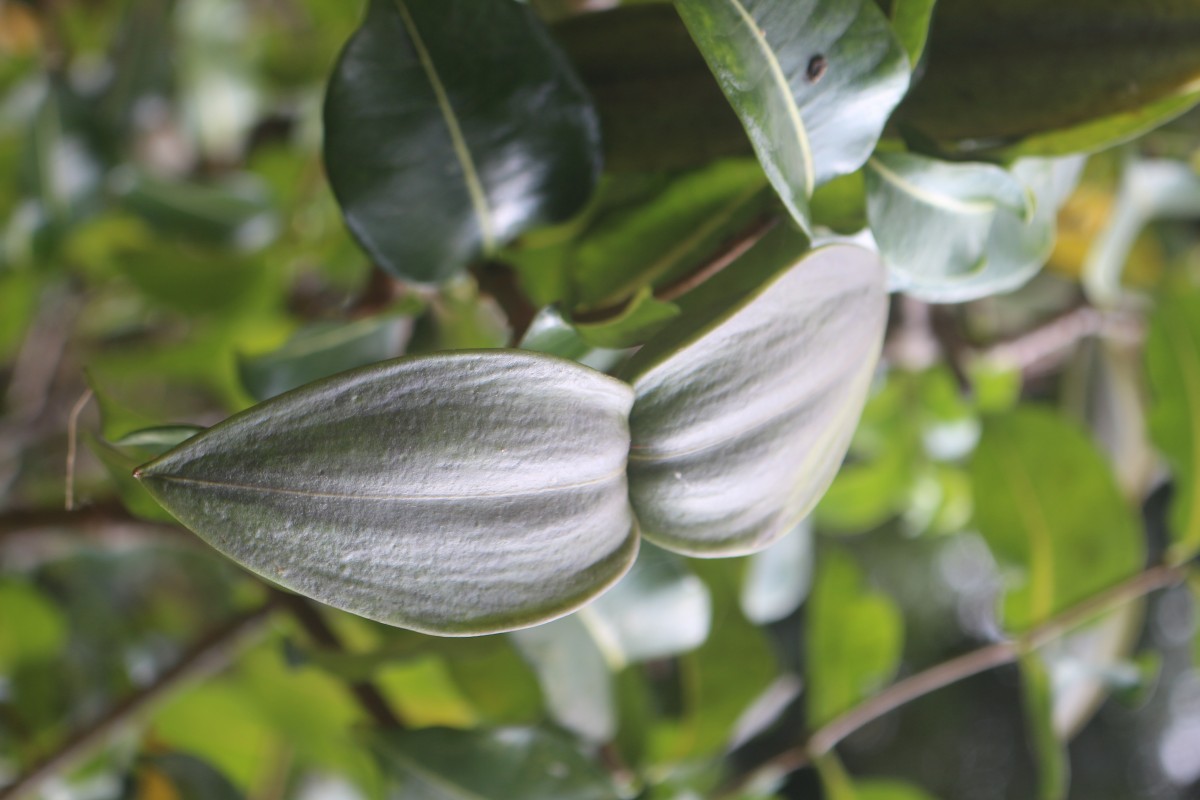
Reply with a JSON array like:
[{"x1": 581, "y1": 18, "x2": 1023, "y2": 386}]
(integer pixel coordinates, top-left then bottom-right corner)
[
  {"x1": 0, "y1": 600, "x2": 279, "y2": 800},
  {"x1": 272, "y1": 591, "x2": 405, "y2": 730},
  {"x1": 719, "y1": 563, "x2": 1189, "y2": 798},
  {"x1": 975, "y1": 305, "x2": 1144, "y2": 380},
  {"x1": 655, "y1": 215, "x2": 778, "y2": 303}
]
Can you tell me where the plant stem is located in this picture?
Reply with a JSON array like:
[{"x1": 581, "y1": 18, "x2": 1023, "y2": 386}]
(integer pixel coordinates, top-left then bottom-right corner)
[
  {"x1": 720, "y1": 563, "x2": 1188, "y2": 798},
  {"x1": 0, "y1": 600, "x2": 279, "y2": 800}
]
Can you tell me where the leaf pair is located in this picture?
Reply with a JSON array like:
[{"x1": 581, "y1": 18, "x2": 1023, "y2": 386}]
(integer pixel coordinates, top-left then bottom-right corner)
[{"x1": 136, "y1": 238, "x2": 887, "y2": 635}]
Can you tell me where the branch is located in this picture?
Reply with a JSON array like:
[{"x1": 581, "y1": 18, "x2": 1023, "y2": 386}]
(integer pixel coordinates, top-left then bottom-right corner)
[
  {"x1": 272, "y1": 591, "x2": 405, "y2": 730},
  {"x1": 0, "y1": 600, "x2": 279, "y2": 800},
  {"x1": 720, "y1": 563, "x2": 1189, "y2": 797}
]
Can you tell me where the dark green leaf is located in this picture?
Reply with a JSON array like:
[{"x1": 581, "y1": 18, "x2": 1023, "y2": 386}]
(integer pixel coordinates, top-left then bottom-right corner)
[
  {"x1": 897, "y1": 0, "x2": 1200, "y2": 153},
  {"x1": 572, "y1": 290, "x2": 680, "y2": 350},
  {"x1": 324, "y1": 0, "x2": 601, "y2": 283},
  {"x1": 372, "y1": 727, "x2": 619, "y2": 800},
  {"x1": 676, "y1": 0, "x2": 910, "y2": 232},
  {"x1": 553, "y1": 5, "x2": 751, "y2": 172},
  {"x1": 138, "y1": 753, "x2": 245, "y2": 800},
  {"x1": 969, "y1": 408, "x2": 1144, "y2": 629},
  {"x1": 238, "y1": 316, "x2": 412, "y2": 402},
  {"x1": 806, "y1": 548, "x2": 903, "y2": 727},
  {"x1": 135, "y1": 351, "x2": 638, "y2": 635},
  {"x1": 626, "y1": 232, "x2": 887, "y2": 556},
  {"x1": 1146, "y1": 289, "x2": 1200, "y2": 564}
]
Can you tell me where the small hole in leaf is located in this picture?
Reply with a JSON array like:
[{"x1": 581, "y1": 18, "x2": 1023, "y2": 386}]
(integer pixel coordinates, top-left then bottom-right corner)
[{"x1": 806, "y1": 55, "x2": 828, "y2": 83}]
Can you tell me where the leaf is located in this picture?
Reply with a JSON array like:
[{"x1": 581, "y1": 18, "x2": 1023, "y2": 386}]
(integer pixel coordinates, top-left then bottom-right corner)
[
  {"x1": 137, "y1": 754, "x2": 245, "y2": 800},
  {"x1": 676, "y1": 0, "x2": 910, "y2": 232},
  {"x1": 1084, "y1": 160, "x2": 1200, "y2": 309},
  {"x1": 625, "y1": 232, "x2": 887, "y2": 556},
  {"x1": 372, "y1": 727, "x2": 619, "y2": 800},
  {"x1": 896, "y1": 0, "x2": 1200, "y2": 151},
  {"x1": 553, "y1": 5, "x2": 751, "y2": 172},
  {"x1": 135, "y1": 350, "x2": 638, "y2": 635},
  {"x1": 886, "y1": 0, "x2": 937, "y2": 67},
  {"x1": 857, "y1": 780, "x2": 940, "y2": 800},
  {"x1": 969, "y1": 408, "x2": 1144, "y2": 630},
  {"x1": 324, "y1": 0, "x2": 601, "y2": 283},
  {"x1": 519, "y1": 306, "x2": 626, "y2": 374},
  {"x1": 1019, "y1": 655, "x2": 1070, "y2": 800},
  {"x1": 572, "y1": 290, "x2": 680, "y2": 350},
  {"x1": 740, "y1": 518, "x2": 813, "y2": 624},
  {"x1": 238, "y1": 316, "x2": 413, "y2": 402},
  {"x1": 1145, "y1": 290, "x2": 1200, "y2": 564},
  {"x1": 0, "y1": 579, "x2": 66, "y2": 668},
  {"x1": 874, "y1": 155, "x2": 1084, "y2": 303},
  {"x1": 806, "y1": 548, "x2": 903, "y2": 727}
]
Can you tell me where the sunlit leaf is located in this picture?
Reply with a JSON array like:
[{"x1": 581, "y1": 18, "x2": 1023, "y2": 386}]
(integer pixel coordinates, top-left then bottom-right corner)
[
  {"x1": 136, "y1": 351, "x2": 638, "y2": 635},
  {"x1": 969, "y1": 408, "x2": 1144, "y2": 629},
  {"x1": 806, "y1": 548, "x2": 903, "y2": 727},
  {"x1": 676, "y1": 0, "x2": 909, "y2": 232},
  {"x1": 372, "y1": 727, "x2": 619, "y2": 800},
  {"x1": 1146, "y1": 290, "x2": 1200, "y2": 564},
  {"x1": 626, "y1": 231, "x2": 887, "y2": 556},
  {"x1": 324, "y1": 0, "x2": 601, "y2": 283}
]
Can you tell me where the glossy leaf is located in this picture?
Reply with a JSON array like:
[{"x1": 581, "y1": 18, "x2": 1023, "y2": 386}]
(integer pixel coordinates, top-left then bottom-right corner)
[
  {"x1": 1146, "y1": 290, "x2": 1200, "y2": 564},
  {"x1": 806, "y1": 548, "x2": 903, "y2": 727},
  {"x1": 324, "y1": 0, "x2": 601, "y2": 283},
  {"x1": 740, "y1": 519, "x2": 813, "y2": 624},
  {"x1": 874, "y1": 155, "x2": 1083, "y2": 302},
  {"x1": 136, "y1": 350, "x2": 638, "y2": 635},
  {"x1": 372, "y1": 727, "x2": 619, "y2": 800},
  {"x1": 238, "y1": 316, "x2": 413, "y2": 402},
  {"x1": 519, "y1": 306, "x2": 625, "y2": 374},
  {"x1": 572, "y1": 289, "x2": 680, "y2": 350},
  {"x1": 897, "y1": 0, "x2": 1200, "y2": 152},
  {"x1": 676, "y1": 0, "x2": 909, "y2": 232},
  {"x1": 626, "y1": 232, "x2": 887, "y2": 556},
  {"x1": 969, "y1": 408, "x2": 1144, "y2": 630}
]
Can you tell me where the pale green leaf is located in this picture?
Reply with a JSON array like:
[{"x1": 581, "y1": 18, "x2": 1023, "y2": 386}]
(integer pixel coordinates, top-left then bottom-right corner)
[
  {"x1": 136, "y1": 351, "x2": 638, "y2": 635},
  {"x1": 626, "y1": 235, "x2": 887, "y2": 556},
  {"x1": 740, "y1": 519, "x2": 813, "y2": 624},
  {"x1": 676, "y1": 0, "x2": 910, "y2": 232}
]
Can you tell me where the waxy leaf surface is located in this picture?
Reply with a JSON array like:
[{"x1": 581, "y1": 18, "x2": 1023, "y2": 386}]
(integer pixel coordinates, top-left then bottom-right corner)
[
  {"x1": 626, "y1": 235, "x2": 887, "y2": 556},
  {"x1": 137, "y1": 351, "x2": 638, "y2": 635},
  {"x1": 675, "y1": 0, "x2": 909, "y2": 232},
  {"x1": 324, "y1": 0, "x2": 601, "y2": 283}
]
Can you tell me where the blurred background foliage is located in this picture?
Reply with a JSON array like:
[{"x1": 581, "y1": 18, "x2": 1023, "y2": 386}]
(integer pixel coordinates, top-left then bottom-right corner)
[{"x1": 0, "y1": 0, "x2": 1199, "y2": 799}]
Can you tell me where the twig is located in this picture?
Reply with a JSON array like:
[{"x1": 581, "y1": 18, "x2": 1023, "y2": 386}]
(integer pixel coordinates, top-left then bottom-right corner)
[
  {"x1": 973, "y1": 306, "x2": 1144, "y2": 379},
  {"x1": 719, "y1": 563, "x2": 1188, "y2": 797},
  {"x1": 63, "y1": 388, "x2": 93, "y2": 511},
  {"x1": 272, "y1": 591, "x2": 405, "y2": 730},
  {"x1": 655, "y1": 215, "x2": 778, "y2": 303},
  {"x1": 0, "y1": 601, "x2": 280, "y2": 800}
]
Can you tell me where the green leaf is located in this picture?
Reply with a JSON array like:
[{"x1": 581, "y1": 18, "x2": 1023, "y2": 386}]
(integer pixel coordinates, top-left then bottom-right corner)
[
  {"x1": 873, "y1": 155, "x2": 1083, "y2": 302},
  {"x1": 1020, "y1": 655, "x2": 1070, "y2": 800},
  {"x1": 519, "y1": 306, "x2": 625, "y2": 373},
  {"x1": 0, "y1": 579, "x2": 66, "y2": 668},
  {"x1": 372, "y1": 727, "x2": 619, "y2": 800},
  {"x1": 676, "y1": 0, "x2": 910, "y2": 232},
  {"x1": 625, "y1": 234, "x2": 887, "y2": 556},
  {"x1": 238, "y1": 316, "x2": 413, "y2": 402},
  {"x1": 572, "y1": 289, "x2": 680, "y2": 350},
  {"x1": 896, "y1": 0, "x2": 1200, "y2": 152},
  {"x1": 135, "y1": 350, "x2": 638, "y2": 635},
  {"x1": 886, "y1": 0, "x2": 937, "y2": 67},
  {"x1": 740, "y1": 519, "x2": 813, "y2": 624},
  {"x1": 806, "y1": 548, "x2": 903, "y2": 727},
  {"x1": 553, "y1": 5, "x2": 752, "y2": 172},
  {"x1": 138, "y1": 754, "x2": 245, "y2": 800},
  {"x1": 1146, "y1": 290, "x2": 1200, "y2": 564},
  {"x1": 324, "y1": 0, "x2": 601, "y2": 283},
  {"x1": 857, "y1": 780, "x2": 940, "y2": 800},
  {"x1": 969, "y1": 408, "x2": 1144, "y2": 630}
]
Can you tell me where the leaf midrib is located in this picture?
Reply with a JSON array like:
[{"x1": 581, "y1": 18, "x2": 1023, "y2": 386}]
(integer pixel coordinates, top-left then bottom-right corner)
[
  {"x1": 143, "y1": 467, "x2": 625, "y2": 503},
  {"x1": 392, "y1": 0, "x2": 496, "y2": 252},
  {"x1": 868, "y1": 156, "x2": 999, "y2": 216}
]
